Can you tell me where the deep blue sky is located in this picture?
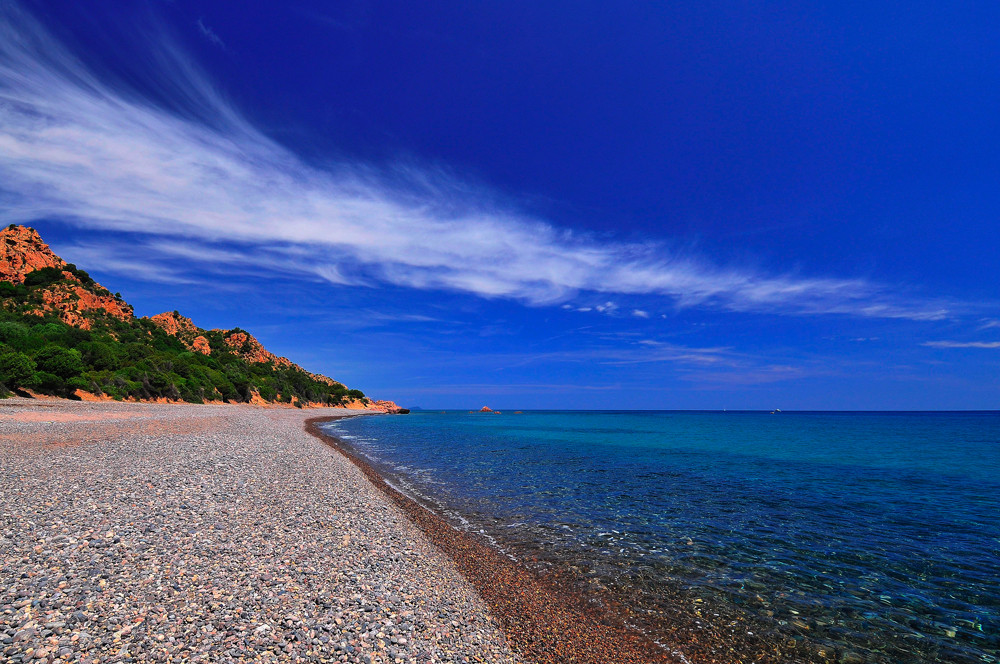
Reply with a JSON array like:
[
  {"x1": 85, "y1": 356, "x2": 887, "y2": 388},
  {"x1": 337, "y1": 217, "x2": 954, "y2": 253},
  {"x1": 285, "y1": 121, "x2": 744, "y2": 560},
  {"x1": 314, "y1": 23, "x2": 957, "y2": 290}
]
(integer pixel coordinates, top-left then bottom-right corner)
[{"x1": 2, "y1": 1, "x2": 999, "y2": 408}]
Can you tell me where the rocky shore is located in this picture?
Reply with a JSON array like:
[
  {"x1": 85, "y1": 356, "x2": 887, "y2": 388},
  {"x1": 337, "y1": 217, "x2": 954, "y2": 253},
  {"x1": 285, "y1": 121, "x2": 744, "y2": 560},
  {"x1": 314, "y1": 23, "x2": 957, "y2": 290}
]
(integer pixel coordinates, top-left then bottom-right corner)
[{"x1": 0, "y1": 399, "x2": 520, "y2": 663}]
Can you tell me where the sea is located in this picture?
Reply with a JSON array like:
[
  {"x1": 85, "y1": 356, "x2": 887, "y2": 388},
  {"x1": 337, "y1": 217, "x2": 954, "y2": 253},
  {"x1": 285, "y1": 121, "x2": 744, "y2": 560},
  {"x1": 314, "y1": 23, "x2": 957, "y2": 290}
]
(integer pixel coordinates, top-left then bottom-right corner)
[{"x1": 320, "y1": 411, "x2": 999, "y2": 664}]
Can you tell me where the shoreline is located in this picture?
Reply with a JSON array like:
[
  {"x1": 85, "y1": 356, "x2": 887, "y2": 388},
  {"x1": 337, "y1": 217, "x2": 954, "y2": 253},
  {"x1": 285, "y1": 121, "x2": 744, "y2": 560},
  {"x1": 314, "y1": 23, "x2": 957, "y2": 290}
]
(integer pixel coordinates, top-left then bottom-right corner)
[
  {"x1": 308, "y1": 416, "x2": 843, "y2": 664},
  {"x1": 305, "y1": 417, "x2": 684, "y2": 664},
  {"x1": 1, "y1": 400, "x2": 521, "y2": 663},
  {"x1": 311, "y1": 412, "x2": 1000, "y2": 664}
]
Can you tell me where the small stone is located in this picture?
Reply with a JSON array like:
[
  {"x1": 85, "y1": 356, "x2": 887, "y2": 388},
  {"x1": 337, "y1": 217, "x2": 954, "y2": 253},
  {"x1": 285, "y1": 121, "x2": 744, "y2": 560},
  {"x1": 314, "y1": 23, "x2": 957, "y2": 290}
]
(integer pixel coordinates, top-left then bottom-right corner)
[{"x1": 13, "y1": 628, "x2": 37, "y2": 642}]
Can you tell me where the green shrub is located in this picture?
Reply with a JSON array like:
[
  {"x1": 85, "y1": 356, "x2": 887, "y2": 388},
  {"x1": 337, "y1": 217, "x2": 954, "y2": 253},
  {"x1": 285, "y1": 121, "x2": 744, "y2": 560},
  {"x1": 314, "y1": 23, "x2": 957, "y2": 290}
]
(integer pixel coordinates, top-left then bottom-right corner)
[
  {"x1": 0, "y1": 350, "x2": 36, "y2": 388},
  {"x1": 34, "y1": 346, "x2": 84, "y2": 379},
  {"x1": 65, "y1": 264, "x2": 95, "y2": 286},
  {"x1": 22, "y1": 267, "x2": 66, "y2": 288},
  {"x1": 0, "y1": 321, "x2": 30, "y2": 349},
  {"x1": 34, "y1": 322, "x2": 68, "y2": 341},
  {"x1": 78, "y1": 341, "x2": 119, "y2": 371},
  {"x1": 31, "y1": 371, "x2": 63, "y2": 393},
  {"x1": 66, "y1": 376, "x2": 91, "y2": 394}
]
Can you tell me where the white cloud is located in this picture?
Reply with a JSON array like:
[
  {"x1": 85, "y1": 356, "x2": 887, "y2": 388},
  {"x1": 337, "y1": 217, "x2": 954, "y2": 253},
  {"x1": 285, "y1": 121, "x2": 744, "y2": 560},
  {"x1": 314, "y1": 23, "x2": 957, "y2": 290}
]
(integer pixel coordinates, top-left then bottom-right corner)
[
  {"x1": 197, "y1": 18, "x2": 225, "y2": 49},
  {"x1": 632, "y1": 309, "x2": 650, "y2": 318},
  {"x1": 619, "y1": 340, "x2": 733, "y2": 366},
  {"x1": 594, "y1": 302, "x2": 617, "y2": 313},
  {"x1": 56, "y1": 243, "x2": 205, "y2": 286},
  {"x1": 923, "y1": 340, "x2": 1000, "y2": 349},
  {"x1": 0, "y1": 4, "x2": 957, "y2": 321}
]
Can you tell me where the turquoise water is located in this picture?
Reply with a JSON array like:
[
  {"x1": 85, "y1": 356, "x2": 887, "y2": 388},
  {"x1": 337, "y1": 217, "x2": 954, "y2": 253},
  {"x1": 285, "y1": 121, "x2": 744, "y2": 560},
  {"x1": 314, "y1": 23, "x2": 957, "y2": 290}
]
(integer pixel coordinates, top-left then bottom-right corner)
[{"x1": 322, "y1": 411, "x2": 1000, "y2": 663}]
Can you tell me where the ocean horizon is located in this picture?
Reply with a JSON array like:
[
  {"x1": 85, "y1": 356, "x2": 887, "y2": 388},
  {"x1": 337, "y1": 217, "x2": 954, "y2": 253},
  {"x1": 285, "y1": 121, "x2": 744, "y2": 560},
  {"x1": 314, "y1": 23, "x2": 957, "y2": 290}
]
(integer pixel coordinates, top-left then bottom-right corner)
[{"x1": 323, "y1": 409, "x2": 1000, "y2": 664}]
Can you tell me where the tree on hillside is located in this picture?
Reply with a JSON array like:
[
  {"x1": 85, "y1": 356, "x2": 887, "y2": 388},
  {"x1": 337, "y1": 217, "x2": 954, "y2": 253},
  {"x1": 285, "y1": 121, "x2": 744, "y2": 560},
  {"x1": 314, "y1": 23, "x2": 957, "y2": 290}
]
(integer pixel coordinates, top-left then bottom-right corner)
[
  {"x1": 34, "y1": 345, "x2": 84, "y2": 380},
  {"x1": 0, "y1": 349, "x2": 35, "y2": 390}
]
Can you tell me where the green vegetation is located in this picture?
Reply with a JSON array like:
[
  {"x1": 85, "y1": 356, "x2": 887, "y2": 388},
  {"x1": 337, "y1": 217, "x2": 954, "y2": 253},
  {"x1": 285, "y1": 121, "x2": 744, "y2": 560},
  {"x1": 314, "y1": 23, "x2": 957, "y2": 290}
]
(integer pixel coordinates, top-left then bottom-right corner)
[
  {"x1": 0, "y1": 270, "x2": 364, "y2": 406},
  {"x1": 18, "y1": 264, "x2": 101, "y2": 291}
]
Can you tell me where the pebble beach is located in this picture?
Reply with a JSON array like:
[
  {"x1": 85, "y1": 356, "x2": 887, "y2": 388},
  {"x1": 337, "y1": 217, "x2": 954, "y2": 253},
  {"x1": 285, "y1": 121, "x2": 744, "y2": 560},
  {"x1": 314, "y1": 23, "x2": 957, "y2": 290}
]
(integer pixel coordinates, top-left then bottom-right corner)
[{"x1": 0, "y1": 399, "x2": 522, "y2": 664}]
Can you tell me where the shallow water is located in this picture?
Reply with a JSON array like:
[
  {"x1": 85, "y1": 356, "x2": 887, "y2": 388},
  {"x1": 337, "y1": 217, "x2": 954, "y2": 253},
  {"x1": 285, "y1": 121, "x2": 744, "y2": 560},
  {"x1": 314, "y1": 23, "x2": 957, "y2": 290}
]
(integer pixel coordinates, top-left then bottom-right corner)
[{"x1": 322, "y1": 411, "x2": 1000, "y2": 663}]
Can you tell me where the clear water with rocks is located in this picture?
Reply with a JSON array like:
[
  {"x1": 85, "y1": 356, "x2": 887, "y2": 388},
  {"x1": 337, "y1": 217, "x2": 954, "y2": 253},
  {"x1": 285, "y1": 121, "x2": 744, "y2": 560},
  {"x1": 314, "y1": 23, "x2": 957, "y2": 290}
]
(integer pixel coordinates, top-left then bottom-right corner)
[{"x1": 322, "y1": 411, "x2": 1000, "y2": 663}]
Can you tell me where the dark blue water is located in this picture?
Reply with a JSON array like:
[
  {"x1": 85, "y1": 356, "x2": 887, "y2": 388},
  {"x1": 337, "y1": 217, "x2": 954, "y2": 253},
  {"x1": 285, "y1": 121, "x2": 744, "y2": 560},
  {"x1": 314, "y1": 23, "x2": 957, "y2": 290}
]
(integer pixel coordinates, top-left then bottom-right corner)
[{"x1": 322, "y1": 411, "x2": 1000, "y2": 663}]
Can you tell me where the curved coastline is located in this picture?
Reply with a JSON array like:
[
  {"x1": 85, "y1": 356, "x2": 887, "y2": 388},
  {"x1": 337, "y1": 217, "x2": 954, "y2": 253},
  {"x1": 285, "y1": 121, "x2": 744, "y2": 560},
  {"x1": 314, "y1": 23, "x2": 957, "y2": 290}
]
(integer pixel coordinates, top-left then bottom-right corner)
[{"x1": 305, "y1": 416, "x2": 683, "y2": 664}]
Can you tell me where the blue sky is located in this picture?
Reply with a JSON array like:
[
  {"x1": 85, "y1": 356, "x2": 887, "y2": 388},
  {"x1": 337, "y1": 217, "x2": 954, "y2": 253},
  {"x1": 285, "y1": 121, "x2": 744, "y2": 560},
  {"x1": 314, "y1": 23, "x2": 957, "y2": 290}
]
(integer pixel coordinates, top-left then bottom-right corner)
[{"x1": 1, "y1": 0, "x2": 998, "y2": 409}]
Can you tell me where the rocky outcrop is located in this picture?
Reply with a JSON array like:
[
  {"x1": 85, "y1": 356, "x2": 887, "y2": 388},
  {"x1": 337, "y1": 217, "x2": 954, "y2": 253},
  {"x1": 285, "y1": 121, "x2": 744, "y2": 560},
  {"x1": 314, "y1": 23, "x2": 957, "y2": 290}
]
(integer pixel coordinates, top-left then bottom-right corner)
[
  {"x1": 37, "y1": 283, "x2": 134, "y2": 330},
  {"x1": 480, "y1": 406, "x2": 494, "y2": 412},
  {"x1": 372, "y1": 399, "x2": 406, "y2": 414},
  {"x1": 0, "y1": 225, "x2": 65, "y2": 283},
  {"x1": 220, "y1": 330, "x2": 295, "y2": 368},
  {"x1": 147, "y1": 312, "x2": 212, "y2": 355},
  {"x1": 191, "y1": 335, "x2": 211, "y2": 355},
  {"x1": 1, "y1": 225, "x2": 134, "y2": 329},
  {"x1": 149, "y1": 311, "x2": 200, "y2": 339},
  {"x1": 307, "y1": 371, "x2": 339, "y2": 387}
]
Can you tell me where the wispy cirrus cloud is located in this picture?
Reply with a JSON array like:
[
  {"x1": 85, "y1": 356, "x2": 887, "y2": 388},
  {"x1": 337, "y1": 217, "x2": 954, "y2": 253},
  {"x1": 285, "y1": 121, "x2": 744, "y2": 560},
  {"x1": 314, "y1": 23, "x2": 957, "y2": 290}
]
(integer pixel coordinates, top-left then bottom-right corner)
[
  {"x1": 0, "y1": 3, "x2": 955, "y2": 321},
  {"x1": 196, "y1": 18, "x2": 225, "y2": 49},
  {"x1": 923, "y1": 340, "x2": 1000, "y2": 349}
]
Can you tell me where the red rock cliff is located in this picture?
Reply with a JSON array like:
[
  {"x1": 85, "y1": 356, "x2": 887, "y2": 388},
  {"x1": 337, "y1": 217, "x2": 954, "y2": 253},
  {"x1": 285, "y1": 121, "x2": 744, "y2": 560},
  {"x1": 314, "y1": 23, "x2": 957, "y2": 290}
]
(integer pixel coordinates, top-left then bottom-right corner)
[
  {"x1": 1, "y1": 225, "x2": 134, "y2": 329},
  {"x1": 0, "y1": 225, "x2": 66, "y2": 283}
]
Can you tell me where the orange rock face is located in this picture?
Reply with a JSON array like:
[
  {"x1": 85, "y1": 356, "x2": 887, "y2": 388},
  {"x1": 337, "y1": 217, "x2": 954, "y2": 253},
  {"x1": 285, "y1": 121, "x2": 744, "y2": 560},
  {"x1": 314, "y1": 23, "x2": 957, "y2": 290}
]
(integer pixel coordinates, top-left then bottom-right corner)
[
  {"x1": 480, "y1": 406, "x2": 494, "y2": 412},
  {"x1": 0, "y1": 225, "x2": 65, "y2": 283},
  {"x1": 371, "y1": 399, "x2": 405, "y2": 413},
  {"x1": 149, "y1": 311, "x2": 200, "y2": 338},
  {"x1": 221, "y1": 330, "x2": 296, "y2": 368},
  {"x1": 1, "y1": 226, "x2": 134, "y2": 329},
  {"x1": 34, "y1": 283, "x2": 134, "y2": 330},
  {"x1": 191, "y1": 335, "x2": 211, "y2": 355},
  {"x1": 147, "y1": 311, "x2": 212, "y2": 355}
]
